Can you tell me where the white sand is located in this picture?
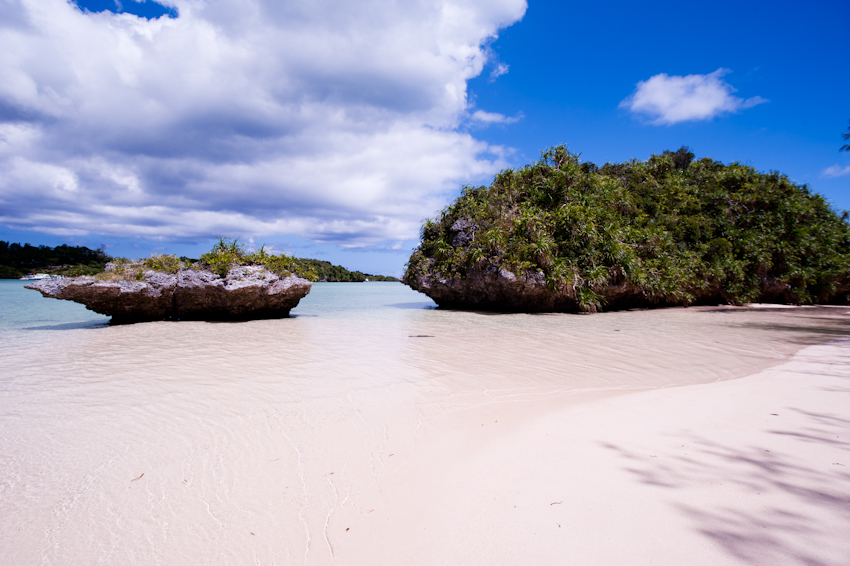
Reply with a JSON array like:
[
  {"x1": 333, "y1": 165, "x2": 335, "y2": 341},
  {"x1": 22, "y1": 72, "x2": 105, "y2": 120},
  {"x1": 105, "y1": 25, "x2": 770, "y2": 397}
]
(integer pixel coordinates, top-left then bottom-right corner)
[
  {"x1": 2, "y1": 300, "x2": 849, "y2": 565},
  {"x1": 340, "y1": 339, "x2": 850, "y2": 565}
]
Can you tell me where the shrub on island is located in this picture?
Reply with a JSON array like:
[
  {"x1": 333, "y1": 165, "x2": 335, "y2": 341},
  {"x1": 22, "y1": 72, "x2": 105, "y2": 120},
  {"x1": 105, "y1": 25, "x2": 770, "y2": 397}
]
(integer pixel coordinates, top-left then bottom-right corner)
[
  {"x1": 94, "y1": 239, "x2": 319, "y2": 282},
  {"x1": 99, "y1": 240, "x2": 397, "y2": 283},
  {"x1": 403, "y1": 146, "x2": 850, "y2": 312}
]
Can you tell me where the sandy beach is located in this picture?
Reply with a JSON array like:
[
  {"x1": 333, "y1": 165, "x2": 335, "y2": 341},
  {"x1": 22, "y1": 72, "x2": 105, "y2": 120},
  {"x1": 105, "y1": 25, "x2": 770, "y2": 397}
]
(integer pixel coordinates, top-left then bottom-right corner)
[
  {"x1": 355, "y1": 338, "x2": 850, "y2": 565},
  {"x1": 2, "y1": 0, "x2": 845, "y2": 563},
  {"x1": 1, "y1": 282, "x2": 849, "y2": 565}
]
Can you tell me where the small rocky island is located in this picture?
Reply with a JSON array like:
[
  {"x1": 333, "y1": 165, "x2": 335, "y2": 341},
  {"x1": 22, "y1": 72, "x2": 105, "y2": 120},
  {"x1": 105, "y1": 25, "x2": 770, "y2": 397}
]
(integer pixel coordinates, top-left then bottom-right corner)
[
  {"x1": 26, "y1": 240, "x2": 314, "y2": 323},
  {"x1": 403, "y1": 146, "x2": 850, "y2": 312}
]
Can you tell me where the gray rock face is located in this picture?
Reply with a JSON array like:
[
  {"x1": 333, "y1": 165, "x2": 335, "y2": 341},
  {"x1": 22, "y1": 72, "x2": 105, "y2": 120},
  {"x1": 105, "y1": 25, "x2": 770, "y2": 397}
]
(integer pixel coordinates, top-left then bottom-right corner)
[
  {"x1": 403, "y1": 263, "x2": 662, "y2": 313},
  {"x1": 449, "y1": 218, "x2": 475, "y2": 248},
  {"x1": 26, "y1": 265, "x2": 311, "y2": 323},
  {"x1": 403, "y1": 263, "x2": 850, "y2": 312},
  {"x1": 403, "y1": 263, "x2": 572, "y2": 312}
]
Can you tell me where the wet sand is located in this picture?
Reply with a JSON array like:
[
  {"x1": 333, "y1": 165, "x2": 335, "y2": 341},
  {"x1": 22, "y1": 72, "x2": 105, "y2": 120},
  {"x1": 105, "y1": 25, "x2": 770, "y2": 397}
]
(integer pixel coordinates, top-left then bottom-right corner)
[{"x1": 1, "y1": 283, "x2": 849, "y2": 565}]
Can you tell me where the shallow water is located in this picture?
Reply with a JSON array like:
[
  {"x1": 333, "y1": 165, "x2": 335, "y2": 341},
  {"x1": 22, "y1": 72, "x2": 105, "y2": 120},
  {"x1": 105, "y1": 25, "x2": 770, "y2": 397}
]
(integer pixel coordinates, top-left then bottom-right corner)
[{"x1": 1, "y1": 280, "x2": 848, "y2": 565}]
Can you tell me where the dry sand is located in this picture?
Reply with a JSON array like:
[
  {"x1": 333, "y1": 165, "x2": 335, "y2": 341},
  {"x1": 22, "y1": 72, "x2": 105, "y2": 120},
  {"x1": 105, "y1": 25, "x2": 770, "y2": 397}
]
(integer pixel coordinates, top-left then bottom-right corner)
[{"x1": 341, "y1": 339, "x2": 850, "y2": 565}]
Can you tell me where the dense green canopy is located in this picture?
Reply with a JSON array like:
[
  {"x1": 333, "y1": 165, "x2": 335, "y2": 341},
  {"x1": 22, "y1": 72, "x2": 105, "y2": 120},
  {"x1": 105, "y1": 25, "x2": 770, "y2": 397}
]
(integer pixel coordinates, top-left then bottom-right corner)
[
  {"x1": 405, "y1": 146, "x2": 850, "y2": 311},
  {"x1": 0, "y1": 241, "x2": 109, "y2": 278}
]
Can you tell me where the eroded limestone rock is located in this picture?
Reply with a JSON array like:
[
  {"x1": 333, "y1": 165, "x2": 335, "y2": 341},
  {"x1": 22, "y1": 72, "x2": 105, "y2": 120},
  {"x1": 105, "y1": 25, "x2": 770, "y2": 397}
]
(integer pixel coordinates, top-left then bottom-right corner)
[
  {"x1": 403, "y1": 263, "x2": 682, "y2": 313},
  {"x1": 26, "y1": 265, "x2": 311, "y2": 323}
]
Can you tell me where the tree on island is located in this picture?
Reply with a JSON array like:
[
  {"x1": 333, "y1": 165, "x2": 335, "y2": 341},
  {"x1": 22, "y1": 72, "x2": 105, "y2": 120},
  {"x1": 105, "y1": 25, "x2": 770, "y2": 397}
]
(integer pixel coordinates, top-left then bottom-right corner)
[
  {"x1": 662, "y1": 146, "x2": 695, "y2": 169},
  {"x1": 404, "y1": 145, "x2": 850, "y2": 312}
]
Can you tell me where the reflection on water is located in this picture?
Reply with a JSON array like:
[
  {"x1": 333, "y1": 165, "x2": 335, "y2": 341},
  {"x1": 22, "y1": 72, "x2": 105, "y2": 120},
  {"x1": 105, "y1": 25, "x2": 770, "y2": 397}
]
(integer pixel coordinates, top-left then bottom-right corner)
[
  {"x1": 22, "y1": 321, "x2": 111, "y2": 332},
  {"x1": 0, "y1": 280, "x2": 848, "y2": 565}
]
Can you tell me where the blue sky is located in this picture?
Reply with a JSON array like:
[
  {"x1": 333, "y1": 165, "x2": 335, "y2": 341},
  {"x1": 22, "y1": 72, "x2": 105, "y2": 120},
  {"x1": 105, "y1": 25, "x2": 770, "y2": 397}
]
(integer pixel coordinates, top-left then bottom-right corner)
[
  {"x1": 72, "y1": 0, "x2": 177, "y2": 18},
  {"x1": 467, "y1": 0, "x2": 849, "y2": 195},
  {"x1": 0, "y1": 0, "x2": 847, "y2": 276}
]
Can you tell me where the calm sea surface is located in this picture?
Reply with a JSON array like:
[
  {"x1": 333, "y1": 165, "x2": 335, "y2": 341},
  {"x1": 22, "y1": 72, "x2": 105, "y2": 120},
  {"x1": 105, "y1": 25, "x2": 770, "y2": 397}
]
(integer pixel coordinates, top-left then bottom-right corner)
[{"x1": 1, "y1": 279, "x2": 848, "y2": 564}]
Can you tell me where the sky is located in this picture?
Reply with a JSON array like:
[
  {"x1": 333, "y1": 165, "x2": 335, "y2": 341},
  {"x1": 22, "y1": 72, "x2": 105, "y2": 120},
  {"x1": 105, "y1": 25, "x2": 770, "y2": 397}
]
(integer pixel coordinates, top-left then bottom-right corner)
[{"x1": 0, "y1": 0, "x2": 847, "y2": 276}]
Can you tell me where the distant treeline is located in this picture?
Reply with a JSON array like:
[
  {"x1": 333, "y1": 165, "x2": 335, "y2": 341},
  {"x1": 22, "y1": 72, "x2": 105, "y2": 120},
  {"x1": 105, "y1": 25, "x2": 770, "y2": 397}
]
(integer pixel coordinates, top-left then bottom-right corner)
[
  {"x1": 0, "y1": 240, "x2": 398, "y2": 282},
  {"x1": 0, "y1": 241, "x2": 110, "y2": 278},
  {"x1": 296, "y1": 258, "x2": 398, "y2": 282}
]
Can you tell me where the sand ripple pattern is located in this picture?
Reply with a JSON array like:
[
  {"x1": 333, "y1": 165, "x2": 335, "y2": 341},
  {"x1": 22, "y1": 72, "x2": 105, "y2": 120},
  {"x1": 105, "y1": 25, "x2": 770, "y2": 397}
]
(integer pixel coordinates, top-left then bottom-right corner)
[{"x1": 0, "y1": 281, "x2": 848, "y2": 565}]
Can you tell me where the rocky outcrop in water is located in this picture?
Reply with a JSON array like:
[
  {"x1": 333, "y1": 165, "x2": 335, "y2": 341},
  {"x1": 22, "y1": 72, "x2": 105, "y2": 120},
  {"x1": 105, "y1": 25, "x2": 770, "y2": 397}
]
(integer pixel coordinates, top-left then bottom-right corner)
[
  {"x1": 403, "y1": 146, "x2": 850, "y2": 313},
  {"x1": 404, "y1": 263, "x2": 547, "y2": 311},
  {"x1": 403, "y1": 263, "x2": 850, "y2": 313},
  {"x1": 403, "y1": 262, "x2": 655, "y2": 313},
  {"x1": 401, "y1": 217, "x2": 849, "y2": 312},
  {"x1": 26, "y1": 264, "x2": 311, "y2": 323},
  {"x1": 403, "y1": 218, "x2": 655, "y2": 312}
]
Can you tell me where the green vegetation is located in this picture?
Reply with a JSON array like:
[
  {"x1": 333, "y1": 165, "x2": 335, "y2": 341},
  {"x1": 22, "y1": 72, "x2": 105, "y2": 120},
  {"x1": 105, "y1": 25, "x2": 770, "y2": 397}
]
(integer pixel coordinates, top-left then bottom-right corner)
[
  {"x1": 296, "y1": 258, "x2": 399, "y2": 282},
  {"x1": 95, "y1": 257, "x2": 146, "y2": 282},
  {"x1": 3, "y1": 237, "x2": 396, "y2": 282},
  {"x1": 198, "y1": 238, "x2": 320, "y2": 280},
  {"x1": 405, "y1": 146, "x2": 850, "y2": 311},
  {"x1": 0, "y1": 241, "x2": 110, "y2": 278},
  {"x1": 0, "y1": 264, "x2": 21, "y2": 279},
  {"x1": 100, "y1": 238, "x2": 397, "y2": 282},
  {"x1": 196, "y1": 238, "x2": 397, "y2": 281},
  {"x1": 97, "y1": 254, "x2": 195, "y2": 282},
  {"x1": 94, "y1": 239, "x2": 321, "y2": 281}
]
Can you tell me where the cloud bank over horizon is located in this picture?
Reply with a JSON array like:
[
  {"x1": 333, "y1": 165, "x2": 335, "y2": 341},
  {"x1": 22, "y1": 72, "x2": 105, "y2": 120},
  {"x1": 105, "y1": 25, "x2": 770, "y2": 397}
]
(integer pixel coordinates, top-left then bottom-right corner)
[
  {"x1": 620, "y1": 68, "x2": 767, "y2": 125},
  {"x1": 0, "y1": 0, "x2": 527, "y2": 248}
]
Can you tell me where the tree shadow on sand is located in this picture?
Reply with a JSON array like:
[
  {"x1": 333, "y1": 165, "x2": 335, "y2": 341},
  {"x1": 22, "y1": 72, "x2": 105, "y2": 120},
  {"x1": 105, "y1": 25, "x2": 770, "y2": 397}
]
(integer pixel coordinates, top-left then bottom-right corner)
[{"x1": 600, "y1": 351, "x2": 850, "y2": 565}]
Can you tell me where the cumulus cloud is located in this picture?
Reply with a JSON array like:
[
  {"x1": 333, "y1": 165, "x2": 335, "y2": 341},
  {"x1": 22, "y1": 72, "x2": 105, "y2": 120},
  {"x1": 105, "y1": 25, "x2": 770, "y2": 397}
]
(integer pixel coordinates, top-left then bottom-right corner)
[
  {"x1": 0, "y1": 0, "x2": 527, "y2": 247},
  {"x1": 620, "y1": 68, "x2": 767, "y2": 125},
  {"x1": 822, "y1": 164, "x2": 850, "y2": 178}
]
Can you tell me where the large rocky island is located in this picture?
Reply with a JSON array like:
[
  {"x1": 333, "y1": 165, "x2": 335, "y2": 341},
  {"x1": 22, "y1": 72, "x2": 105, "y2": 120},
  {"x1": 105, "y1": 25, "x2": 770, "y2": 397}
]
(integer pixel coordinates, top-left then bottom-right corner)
[
  {"x1": 403, "y1": 146, "x2": 850, "y2": 312},
  {"x1": 25, "y1": 240, "x2": 313, "y2": 323}
]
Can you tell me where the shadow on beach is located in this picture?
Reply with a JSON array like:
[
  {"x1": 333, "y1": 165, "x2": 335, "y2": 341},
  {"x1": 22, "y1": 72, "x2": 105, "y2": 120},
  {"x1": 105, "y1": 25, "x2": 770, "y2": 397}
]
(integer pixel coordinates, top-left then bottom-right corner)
[{"x1": 600, "y1": 348, "x2": 850, "y2": 565}]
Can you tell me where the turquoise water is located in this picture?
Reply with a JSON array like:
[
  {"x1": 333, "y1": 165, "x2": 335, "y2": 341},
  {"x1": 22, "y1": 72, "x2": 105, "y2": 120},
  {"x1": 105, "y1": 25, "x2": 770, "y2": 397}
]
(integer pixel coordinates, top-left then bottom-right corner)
[
  {"x1": 292, "y1": 281, "x2": 437, "y2": 317},
  {"x1": 0, "y1": 279, "x2": 433, "y2": 328},
  {"x1": 4, "y1": 278, "x2": 850, "y2": 390},
  {"x1": 0, "y1": 280, "x2": 434, "y2": 353},
  {"x1": 0, "y1": 278, "x2": 109, "y2": 330},
  {"x1": 0, "y1": 280, "x2": 109, "y2": 364}
]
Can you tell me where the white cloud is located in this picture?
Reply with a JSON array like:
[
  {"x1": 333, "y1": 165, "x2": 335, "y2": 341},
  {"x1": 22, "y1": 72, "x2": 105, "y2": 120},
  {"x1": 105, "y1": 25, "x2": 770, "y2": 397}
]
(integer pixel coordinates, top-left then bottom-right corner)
[
  {"x1": 469, "y1": 109, "x2": 522, "y2": 124},
  {"x1": 620, "y1": 68, "x2": 767, "y2": 125},
  {"x1": 0, "y1": 0, "x2": 527, "y2": 247},
  {"x1": 489, "y1": 62, "x2": 509, "y2": 80},
  {"x1": 822, "y1": 164, "x2": 850, "y2": 178}
]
